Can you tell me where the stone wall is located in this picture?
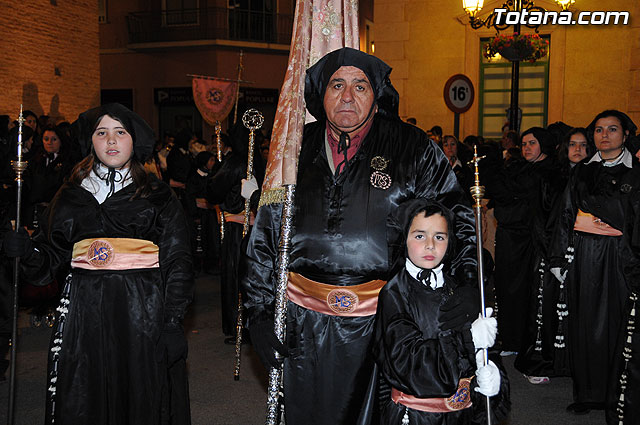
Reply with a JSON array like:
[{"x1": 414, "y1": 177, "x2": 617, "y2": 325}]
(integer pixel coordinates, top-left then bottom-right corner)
[{"x1": 0, "y1": 0, "x2": 100, "y2": 123}]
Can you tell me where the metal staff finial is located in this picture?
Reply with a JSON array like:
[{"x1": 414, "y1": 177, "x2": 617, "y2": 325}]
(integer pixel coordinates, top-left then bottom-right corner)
[
  {"x1": 468, "y1": 145, "x2": 492, "y2": 425},
  {"x1": 241, "y1": 108, "x2": 264, "y2": 236},
  {"x1": 8, "y1": 105, "x2": 28, "y2": 425},
  {"x1": 233, "y1": 108, "x2": 264, "y2": 381}
]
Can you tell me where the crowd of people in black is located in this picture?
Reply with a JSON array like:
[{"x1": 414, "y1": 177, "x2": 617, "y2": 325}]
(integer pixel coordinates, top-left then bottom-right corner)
[
  {"x1": 0, "y1": 99, "x2": 639, "y2": 424},
  {"x1": 425, "y1": 112, "x2": 640, "y2": 423}
]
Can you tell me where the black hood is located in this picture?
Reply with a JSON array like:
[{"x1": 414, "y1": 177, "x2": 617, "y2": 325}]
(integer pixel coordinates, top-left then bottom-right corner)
[
  {"x1": 304, "y1": 47, "x2": 399, "y2": 121},
  {"x1": 387, "y1": 198, "x2": 458, "y2": 275},
  {"x1": 74, "y1": 103, "x2": 155, "y2": 163}
]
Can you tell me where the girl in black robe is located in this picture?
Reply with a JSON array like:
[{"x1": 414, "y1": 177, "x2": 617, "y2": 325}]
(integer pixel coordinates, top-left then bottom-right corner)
[
  {"x1": 548, "y1": 110, "x2": 640, "y2": 419},
  {"x1": 373, "y1": 199, "x2": 510, "y2": 425},
  {"x1": 3, "y1": 103, "x2": 194, "y2": 425}
]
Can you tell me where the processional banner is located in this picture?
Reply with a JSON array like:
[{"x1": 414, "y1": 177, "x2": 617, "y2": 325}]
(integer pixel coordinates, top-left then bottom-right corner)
[
  {"x1": 192, "y1": 78, "x2": 238, "y2": 125},
  {"x1": 261, "y1": 0, "x2": 359, "y2": 196}
]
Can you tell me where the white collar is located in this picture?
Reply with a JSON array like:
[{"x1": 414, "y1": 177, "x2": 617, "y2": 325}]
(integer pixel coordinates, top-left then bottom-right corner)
[
  {"x1": 81, "y1": 163, "x2": 133, "y2": 204},
  {"x1": 197, "y1": 168, "x2": 209, "y2": 177},
  {"x1": 405, "y1": 258, "x2": 445, "y2": 289},
  {"x1": 586, "y1": 148, "x2": 633, "y2": 168},
  {"x1": 452, "y1": 158, "x2": 462, "y2": 168}
]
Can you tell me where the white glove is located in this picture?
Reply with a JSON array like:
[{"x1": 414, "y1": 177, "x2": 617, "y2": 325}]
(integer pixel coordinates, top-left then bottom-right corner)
[
  {"x1": 550, "y1": 267, "x2": 567, "y2": 283},
  {"x1": 471, "y1": 307, "x2": 497, "y2": 350},
  {"x1": 475, "y1": 360, "x2": 501, "y2": 397},
  {"x1": 241, "y1": 175, "x2": 258, "y2": 200}
]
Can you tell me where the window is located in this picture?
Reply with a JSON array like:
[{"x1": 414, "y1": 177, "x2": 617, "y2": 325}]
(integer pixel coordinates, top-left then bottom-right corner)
[
  {"x1": 228, "y1": 0, "x2": 276, "y2": 42},
  {"x1": 364, "y1": 20, "x2": 374, "y2": 54},
  {"x1": 162, "y1": 0, "x2": 199, "y2": 26},
  {"x1": 98, "y1": 0, "x2": 107, "y2": 23},
  {"x1": 478, "y1": 35, "x2": 550, "y2": 138}
]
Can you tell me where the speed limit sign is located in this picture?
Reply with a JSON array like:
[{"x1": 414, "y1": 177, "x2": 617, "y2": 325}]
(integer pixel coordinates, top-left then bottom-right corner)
[{"x1": 443, "y1": 74, "x2": 474, "y2": 114}]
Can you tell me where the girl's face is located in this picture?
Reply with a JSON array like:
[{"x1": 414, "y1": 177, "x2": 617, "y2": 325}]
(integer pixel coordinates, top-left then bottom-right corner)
[
  {"x1": 594, "y1": 116, "x2": 627, "y2": 159},
  {"x1": 42, "y1": 130, "x2": 61, "y2": 154},
  {"x1": 521, "y1": 133, "x2": 546, "y2": 162},
  {"x1": 92, "y1": 115, "x2": 133, "y2": 169},
  {"x1": 407, "y1": 212, "x2": 449, "y2": 270},
  {"x1": 25, "y1": 115, "x2": 37, "y2": 131},
  {"x1": 442, "y1": 137, "x2": 458, "y2": 160},
  {"x1": 567, "y1": 133, "x2": 588, "y2": 164}
]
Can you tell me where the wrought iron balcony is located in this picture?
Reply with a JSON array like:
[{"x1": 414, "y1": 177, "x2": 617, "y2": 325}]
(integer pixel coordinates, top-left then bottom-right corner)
[{"x1": 127, "y1": 7, "x2": 293, "y2": 45}]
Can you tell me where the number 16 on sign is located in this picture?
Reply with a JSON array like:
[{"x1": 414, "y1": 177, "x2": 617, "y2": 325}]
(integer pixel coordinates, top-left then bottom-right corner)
[{"x1": 443, "y1": 74, "x2": 475, "y2": 140}]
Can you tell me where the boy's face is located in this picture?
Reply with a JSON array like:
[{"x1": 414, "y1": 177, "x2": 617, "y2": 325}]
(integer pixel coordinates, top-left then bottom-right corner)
[{"x1": 407, "y1": 212, "x2": 448, "y2": 270}]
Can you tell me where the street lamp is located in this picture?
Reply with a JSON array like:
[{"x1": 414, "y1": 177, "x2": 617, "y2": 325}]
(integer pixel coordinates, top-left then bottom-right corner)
[
  {"x1": 462, "y1": 0, "x2": 484, "y2": 18},
  {"x1": 555, "y1": 0, "x2": 575, "y2": 10},
  {"x1": 462, "y1": 0, "x2": 576, "y2": 133}
]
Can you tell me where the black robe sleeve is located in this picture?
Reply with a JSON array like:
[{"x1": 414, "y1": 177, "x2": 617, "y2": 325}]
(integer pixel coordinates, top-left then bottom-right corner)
[
  {"x1": 205, "y1": 154, "x2": 245, "y2": 214},
  {"x1": 154, "y1": 185, "x2": 194, "y2": 323},
  {"x1": 241, "y1": 201, "x2": 282, "y2": 326}
]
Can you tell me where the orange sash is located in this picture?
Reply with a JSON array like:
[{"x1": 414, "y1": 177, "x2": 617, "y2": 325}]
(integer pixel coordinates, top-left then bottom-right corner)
[
  {"x1": 71, "y1": 238, "x2": 159, "y2": 270},
  {"x1": 391, "y1": 377, "x2": 473, "y2": 413},
  {"x1": 574, "y1": 209, "x2": 622, "y2": 236},
  {"x1": 286, "y1": 272, "x2": 386, "y2": 316}
]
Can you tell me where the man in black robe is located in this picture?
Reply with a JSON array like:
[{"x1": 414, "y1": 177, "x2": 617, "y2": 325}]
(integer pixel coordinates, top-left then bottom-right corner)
[{"x1": 241, "y1": 48, "x2": 477, "y2": 425}]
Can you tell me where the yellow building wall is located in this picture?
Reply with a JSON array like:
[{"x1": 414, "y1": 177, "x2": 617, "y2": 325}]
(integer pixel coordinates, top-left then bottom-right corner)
[{"x1": 374, "y1": 0, "x2": 640, "y2": 137}]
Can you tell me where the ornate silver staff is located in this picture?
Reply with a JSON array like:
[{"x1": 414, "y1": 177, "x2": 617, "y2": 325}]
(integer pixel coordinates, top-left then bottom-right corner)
[
  {"x1": 8, "y1": 106, "x2": 27, "y2": 425},
  {"x1": 233, "y1": 108, "x2": 264, "y2": 381},
  {"x1": 215, "y1": 121, "x2": 223, "y2": 162},
  {"x1": 468, "y1": 145, "x2": 491, "y2": 425},
  {"x1": 266, "y1": 184, "x2": 295, "y2": 425}
]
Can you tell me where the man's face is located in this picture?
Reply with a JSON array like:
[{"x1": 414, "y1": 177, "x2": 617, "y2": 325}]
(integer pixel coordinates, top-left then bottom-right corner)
[{"x1": 323, "y1": 66, "x2": 376, "y2": 134}]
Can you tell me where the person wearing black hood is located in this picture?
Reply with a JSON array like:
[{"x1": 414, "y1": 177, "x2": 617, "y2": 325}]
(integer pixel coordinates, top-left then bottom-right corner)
[
  {"x1": 483, "y1": 127, "x2": 561, "y2": 363},
  {"x1": 167, "y1": 127, "x2": 196, "y2": 209},
  {"x1": 207, "y1": 120, "x2": 266, "y2": 341},
  {"x1": 2, "y1": 103, "x2": 194, "y2": 425},
  {"x1": 186, "y1": 151, "x2": 219, "y2": 275},
  {"x1": 372, "y1": 199, "x2": 509, "y2": 425},
  {"x1": 241, "y1": 47, "x2": 477, "y2": 425},
  {"x1": 547, "y1": 110, "x2": 640, "y2": 419}
]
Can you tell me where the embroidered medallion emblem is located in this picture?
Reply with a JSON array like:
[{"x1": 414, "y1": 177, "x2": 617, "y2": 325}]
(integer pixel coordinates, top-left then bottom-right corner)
[
  {"x1": 370, "y1": 171, "x2": 392, "y2": 189},
  {"x1": 370, "y1": 156, "x2": 389, "y2": 171},
  {"x1": 87, "y1": 240, "x2": 115, "y2": 267},
  {"x1": 370, "y1": 156, "x2": 392, "y2": 189},
  {"x1": 620, "y1": 183, "x2": 632, "y2": 194},
  {"x1": 327, "y1": 289, "x2": 359, "y2": 314},
  {"x1": 445, "y1": 377, "x2": 473, "y2": 410}
]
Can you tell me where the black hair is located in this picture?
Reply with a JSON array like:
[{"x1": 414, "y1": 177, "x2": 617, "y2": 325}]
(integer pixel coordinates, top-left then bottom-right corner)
[
  {"x1": 387, "y1": 198, "x2": 457, "y2": 276},
  {"x1": 429, "y1": 126, "x2": 443, "y2": 137},
  {"x1": 557, "y1": 127, "x2": 594, "y2": 165},
  {"x1": 587, "y1": 110, "x2": 638, "y2": 155},
  {"x1": 407, "y1": 203, "x2": 456, "y2": 265},
  {"x1": 520, "y1": 126, "x2": 555, "y2": 157}
]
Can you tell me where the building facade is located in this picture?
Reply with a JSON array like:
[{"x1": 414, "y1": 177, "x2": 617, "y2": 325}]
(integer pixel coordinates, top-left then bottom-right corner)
[
  {"x1": 374, "y1": 0, "x2": 640, "y2": 139},
  {"x1": 100, "y1": 0, "x2": 374, "y2": 140}
]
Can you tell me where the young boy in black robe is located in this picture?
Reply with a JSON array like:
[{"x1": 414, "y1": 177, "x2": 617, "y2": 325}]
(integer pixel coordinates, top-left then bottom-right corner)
[{"x1": 373, "y1": 199, "x2": 510, "y2": 424}]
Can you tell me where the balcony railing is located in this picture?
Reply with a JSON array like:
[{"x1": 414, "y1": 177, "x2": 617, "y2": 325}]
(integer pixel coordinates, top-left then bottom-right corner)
[{"x1": 127, "y1": 7, "x2": 293, "y2": 45}]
